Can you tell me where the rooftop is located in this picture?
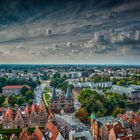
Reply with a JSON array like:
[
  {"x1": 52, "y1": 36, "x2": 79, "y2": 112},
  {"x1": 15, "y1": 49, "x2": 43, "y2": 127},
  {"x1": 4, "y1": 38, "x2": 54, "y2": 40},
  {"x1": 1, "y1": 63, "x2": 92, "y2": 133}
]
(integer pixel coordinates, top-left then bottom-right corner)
[
  {"x1": 2, "y1": 85, "x2": 31, "y2": 90},
  {"x1": 96, "y1": 116, "x2": 119, "y2": 125},
  {"x1": 45, "y1": 121, "x2": 60, "y2": 140}
]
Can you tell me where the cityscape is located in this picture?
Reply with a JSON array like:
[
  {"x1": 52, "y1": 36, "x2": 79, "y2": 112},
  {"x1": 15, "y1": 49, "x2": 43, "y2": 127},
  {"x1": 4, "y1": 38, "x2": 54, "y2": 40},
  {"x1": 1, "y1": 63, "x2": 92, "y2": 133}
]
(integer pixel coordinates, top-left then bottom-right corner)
[
  {"x1": 0, "y1": 64, "x2": 139, "y2": 139},
  {"x1": 0, "y1": 0, "x2": 140, "y2": 139}
]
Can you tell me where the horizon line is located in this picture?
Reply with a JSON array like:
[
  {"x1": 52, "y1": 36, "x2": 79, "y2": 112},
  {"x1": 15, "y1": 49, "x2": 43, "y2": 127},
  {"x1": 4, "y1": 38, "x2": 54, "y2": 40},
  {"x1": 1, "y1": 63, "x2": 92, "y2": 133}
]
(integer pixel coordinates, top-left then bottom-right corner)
[{"x1": 0, "y1": 63, "x2": 140, "y2": 66}]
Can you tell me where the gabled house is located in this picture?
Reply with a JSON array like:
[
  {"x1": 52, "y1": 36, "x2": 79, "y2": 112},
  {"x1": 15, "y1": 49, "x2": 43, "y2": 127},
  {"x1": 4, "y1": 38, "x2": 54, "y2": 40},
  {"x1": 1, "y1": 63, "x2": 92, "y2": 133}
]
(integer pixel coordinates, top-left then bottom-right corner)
[
  {"x1": 2, "y1": 102, "x2": 48, "y2": 129},
  {"x1": 30, "y1": 103, "x2": 38, "y2": 127},
  {"x1": 44, "y1": 120, "x2": 64, "y2": 140},
  {"x1": 14, "y1": 108, "x2": 24, "y2": 128},
  {"x1": 32, "y1": 127, "x2": 45, "y2": 140},
  {"x1": 2, "y1": 107, "x2": 14, "y2": 129}
]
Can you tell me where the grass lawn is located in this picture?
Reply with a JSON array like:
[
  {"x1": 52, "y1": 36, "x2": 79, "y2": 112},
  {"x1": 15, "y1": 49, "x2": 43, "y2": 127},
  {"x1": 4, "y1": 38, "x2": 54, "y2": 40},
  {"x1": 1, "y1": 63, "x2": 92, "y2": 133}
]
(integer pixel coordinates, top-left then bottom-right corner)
[
  {"x1": 44, "y1": 93, "x2": 50, "y2": 106},
  {"x1": 0, "y1": 128, "x2": 35, "y2": 134}
]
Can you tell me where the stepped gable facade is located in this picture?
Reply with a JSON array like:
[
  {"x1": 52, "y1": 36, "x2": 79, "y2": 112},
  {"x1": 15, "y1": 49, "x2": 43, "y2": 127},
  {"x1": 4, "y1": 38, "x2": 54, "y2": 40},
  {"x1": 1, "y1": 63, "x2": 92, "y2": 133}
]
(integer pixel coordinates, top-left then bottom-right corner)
[{"x1": 2, "y1": 102, "x2": 48, "y2": 129}]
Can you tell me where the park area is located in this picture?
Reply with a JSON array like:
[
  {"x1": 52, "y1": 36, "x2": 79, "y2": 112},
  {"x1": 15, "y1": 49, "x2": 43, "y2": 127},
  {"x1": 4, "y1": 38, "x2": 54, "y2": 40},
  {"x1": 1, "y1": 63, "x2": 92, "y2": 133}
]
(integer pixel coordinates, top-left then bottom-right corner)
[{"x1": 43, "y1": 87, "x2": 51, "y2": 107}]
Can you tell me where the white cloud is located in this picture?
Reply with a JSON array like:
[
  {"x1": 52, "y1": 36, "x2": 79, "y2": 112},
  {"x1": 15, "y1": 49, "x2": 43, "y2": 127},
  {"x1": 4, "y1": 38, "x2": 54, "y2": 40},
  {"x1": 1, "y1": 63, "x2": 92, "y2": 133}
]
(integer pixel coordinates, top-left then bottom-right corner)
[
  {"x1": 0, "y1": 50, "x2": 12, "y2": 56},
  {"x1": 66, "y1": 42, "x2": 73, "y2": 47},
  {"x1": 16, "y1": 44, "x2": 24, "y2": 49}
]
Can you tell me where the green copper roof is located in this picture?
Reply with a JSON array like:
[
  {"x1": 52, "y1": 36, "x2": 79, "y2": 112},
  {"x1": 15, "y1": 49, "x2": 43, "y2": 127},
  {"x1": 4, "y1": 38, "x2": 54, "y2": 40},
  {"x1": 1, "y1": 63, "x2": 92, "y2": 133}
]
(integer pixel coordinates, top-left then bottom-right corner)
[{"x1": 90, "y1": 113, "x2": 96, "y2": 119}]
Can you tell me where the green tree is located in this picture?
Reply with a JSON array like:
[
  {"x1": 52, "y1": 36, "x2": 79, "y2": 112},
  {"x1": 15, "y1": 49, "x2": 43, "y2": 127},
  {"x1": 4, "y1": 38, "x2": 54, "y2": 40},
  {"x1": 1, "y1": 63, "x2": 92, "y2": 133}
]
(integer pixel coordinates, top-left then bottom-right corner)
[
  {"x1": 8, "y1": 96, "x2": 17, "y2": 106},
  {"x1": 2, "y1": 135, "x2": 9, "y2": 140},
  {"x1": 0, "y1": 95, "x2": 6, "y2": 106},
  {"x1": 53, "y1": 72, "x2": 61, "y2": 79},
  {"x1": 59, "y1": 81, "x2": 68, "y2": 92},
  {"x1": 111, "y1": 78, "x2": 118, "y2": 85},
  {"x1": 78, "y1": 88, "x2": 129, "y2": 117},
  {"x1": 37, "y1": 80, "x2": 41, "y2": 85},
  {"x1": 20, "y1": 86, "x2": 29, "y2": 96},
  {"x1": 49, "y1": 72, "x2": 68, "y2": 91},
  {"x1": 17, "y1": 97, "x2": 24, "y2": 105},
  {"x1": 95, "y1": 100, "x2": 106, "y2": 116},
  {"x1": 112, "y1": 107, "x2": 125, "y2": 117},
  {"x1": 25, "y1": 90, "x2": 34, "y2": 99},
  {"x1": 27, "y1": 79, "x2": 37, "y2": 89},
  {"x1": 75, "y1": 107, "x2": 89, "y2": 123},
  {"x1": 78, "y1": 89, "x2": 105, "y2": 114},
  {"x1": 117, "y1": 79, "x2": 126, "y2": 86},
  {"x1": 96, "y1": 111, "x2": 104, "y2": 117},
  {"x1": 42, "y1": 72, "x2": 48, "y2": 80}
]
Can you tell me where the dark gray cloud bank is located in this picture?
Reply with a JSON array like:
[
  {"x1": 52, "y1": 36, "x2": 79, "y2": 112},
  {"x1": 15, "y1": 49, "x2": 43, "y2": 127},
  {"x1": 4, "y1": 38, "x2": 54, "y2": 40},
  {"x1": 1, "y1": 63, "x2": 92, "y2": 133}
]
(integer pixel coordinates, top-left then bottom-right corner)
[{"x1": 0, "y1": 0, "x2": 140, "y2": 64}]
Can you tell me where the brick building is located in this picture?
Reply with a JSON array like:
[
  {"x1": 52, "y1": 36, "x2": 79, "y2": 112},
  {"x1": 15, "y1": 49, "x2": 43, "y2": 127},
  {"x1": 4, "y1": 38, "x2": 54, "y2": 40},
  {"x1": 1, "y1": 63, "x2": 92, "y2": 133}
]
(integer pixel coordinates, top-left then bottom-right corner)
[
  {"x1": 50, "y1": 86, "x2": 74, "y2": 114},
  {"x1": 91, "y1": 115, "x2": 134, "y2": 140},
  {"x1": 18, "y1": 119, "x2": 64, "y2": 140},
  {"x1": 2, "y1": 85, "x2": 31, "y2": 95},
  {"x1": 2, "y1": 102, "x2": 48, "y2": 129},
  {"x1": 19, "y1": 127, "x2": 45, "y2": 140},
  {"x1": 118, "y1": 111, "x2": 140, "y2": 139}
]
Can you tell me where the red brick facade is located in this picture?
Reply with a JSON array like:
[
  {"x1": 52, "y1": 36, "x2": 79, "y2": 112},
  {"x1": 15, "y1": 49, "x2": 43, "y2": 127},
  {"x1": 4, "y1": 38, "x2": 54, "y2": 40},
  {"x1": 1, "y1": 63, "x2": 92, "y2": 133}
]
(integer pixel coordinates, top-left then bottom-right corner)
[
  {"x1": 91, "y1": 116, "x2": 135, "y2": 140},
  {"x1": 50, "y1": 86, "x2": 74, "y2": 114},
  {"x1": 2, "y1": 102, "x2": 48, "y2": 129}
]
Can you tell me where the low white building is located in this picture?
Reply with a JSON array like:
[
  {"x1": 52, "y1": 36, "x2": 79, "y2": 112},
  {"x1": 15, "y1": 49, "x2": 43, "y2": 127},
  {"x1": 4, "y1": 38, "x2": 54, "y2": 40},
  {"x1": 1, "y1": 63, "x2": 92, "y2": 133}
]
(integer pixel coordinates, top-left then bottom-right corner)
[
  {"x1": 70, "y1": 72, "x2": 82, "y2": 79},
  {"x1": 112, "y1": 84, "x2": 140, "y2": 103},
  {"x1": 73, "y1": 82, "x2": 112, "y2": 88}
]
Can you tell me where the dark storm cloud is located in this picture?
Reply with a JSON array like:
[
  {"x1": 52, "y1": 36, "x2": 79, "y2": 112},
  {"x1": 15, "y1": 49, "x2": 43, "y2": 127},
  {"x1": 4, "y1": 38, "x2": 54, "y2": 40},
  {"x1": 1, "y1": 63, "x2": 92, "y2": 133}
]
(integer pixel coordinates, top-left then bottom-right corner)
[
  {"x1": 0, "y1": 0, "x2": 140, "y2": 63},
  {"x1": 0, "y1": 0, "x2": 133, "y2": 25}
]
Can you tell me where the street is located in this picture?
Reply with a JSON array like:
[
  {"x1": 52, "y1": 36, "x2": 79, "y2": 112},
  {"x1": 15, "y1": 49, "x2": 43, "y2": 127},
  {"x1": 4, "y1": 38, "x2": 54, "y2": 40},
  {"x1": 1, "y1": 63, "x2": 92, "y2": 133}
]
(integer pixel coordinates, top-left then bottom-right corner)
[{"x1": 34, "y1": 83, "x2": 47, "y2": 104}]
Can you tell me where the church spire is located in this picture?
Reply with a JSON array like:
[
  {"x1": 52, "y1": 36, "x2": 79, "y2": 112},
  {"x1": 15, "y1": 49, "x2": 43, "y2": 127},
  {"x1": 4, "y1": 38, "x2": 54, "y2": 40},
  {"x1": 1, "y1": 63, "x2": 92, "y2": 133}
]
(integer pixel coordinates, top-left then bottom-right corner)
[
  {"x1": 66, "y1": 85, "x2": 73, "y2": 100},
  {"x1": 51, "y1": 87, "x2": 58, "y2": 101}
]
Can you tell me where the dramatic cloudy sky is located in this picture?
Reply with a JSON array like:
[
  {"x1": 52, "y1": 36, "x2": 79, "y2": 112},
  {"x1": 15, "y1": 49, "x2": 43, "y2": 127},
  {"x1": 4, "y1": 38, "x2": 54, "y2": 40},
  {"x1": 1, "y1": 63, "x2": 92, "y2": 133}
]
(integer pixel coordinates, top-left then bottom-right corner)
[{"x1": 0, "y1": 0, "x2": 140, "y2": 64}]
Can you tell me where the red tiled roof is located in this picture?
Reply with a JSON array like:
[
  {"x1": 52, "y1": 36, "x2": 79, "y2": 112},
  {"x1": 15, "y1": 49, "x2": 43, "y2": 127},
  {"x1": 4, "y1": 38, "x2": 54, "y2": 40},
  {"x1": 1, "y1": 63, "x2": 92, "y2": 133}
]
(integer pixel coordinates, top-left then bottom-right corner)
[
  {"x1": 15, "y1": 108, "x2": 24, "y2": 120},
  {"x1": 24, "y1": 105, "x2": 30, "y2": 114},
  {"x1": 119, "y1": 111, "x2": 140, "y2": 125},
  {"x1": 106, "y1": 124, "x2": 113, "y2": 131},
  {"x1": 2, "y1": 85, "x2": 31, "y2": 90},
  {"x1": 46, "y1": 121, "x2": 59, "y2": 140},
  {"x1": 3, "y1": 107, "x2": 14, "y2": 121},
  {"x1": 37, "y1": 102, "x2": 44, "y2": 112},
  {"x1": 31, "y1": 103, "x2": 37, "y2": 112},
  {"x1": 33, "y1": 127, "x2": 44, "y2": 140},
  {"x1": 19, "y1": 128, "x2": 30, "y2": 140},
  {"x1": 0, "y1": 107, "x2": 3, "y2": 112},
  {"x1": 112, "y1": 124, "x2": 129, "y2": 139}
]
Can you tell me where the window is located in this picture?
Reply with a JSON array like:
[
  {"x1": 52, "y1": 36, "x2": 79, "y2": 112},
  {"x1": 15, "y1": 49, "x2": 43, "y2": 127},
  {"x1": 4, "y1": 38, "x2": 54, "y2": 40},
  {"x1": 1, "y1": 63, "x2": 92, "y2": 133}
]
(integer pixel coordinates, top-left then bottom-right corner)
[{"x1": 61, "y1": 105, "x2": 65, "y2": 108}]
